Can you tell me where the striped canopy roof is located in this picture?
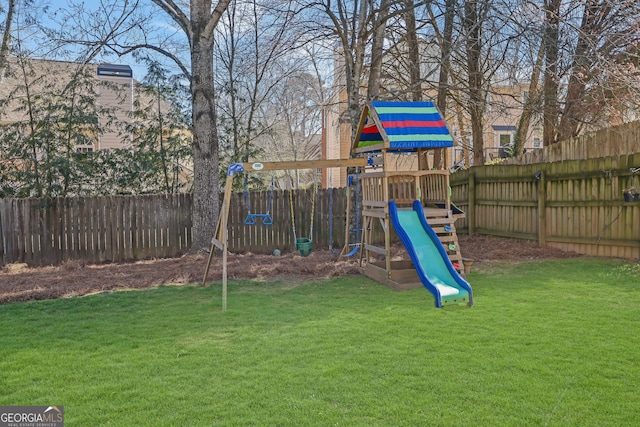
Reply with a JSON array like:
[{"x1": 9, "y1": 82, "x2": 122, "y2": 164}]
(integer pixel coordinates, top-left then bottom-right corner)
[{"x1": 352, "y1": 101, "x2": 454, "y2": 152}]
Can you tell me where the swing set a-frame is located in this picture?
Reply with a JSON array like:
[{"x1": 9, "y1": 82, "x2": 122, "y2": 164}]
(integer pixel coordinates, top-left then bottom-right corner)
[{"x1": 202, "y1": 157, "x2": 368, "y2": 309}]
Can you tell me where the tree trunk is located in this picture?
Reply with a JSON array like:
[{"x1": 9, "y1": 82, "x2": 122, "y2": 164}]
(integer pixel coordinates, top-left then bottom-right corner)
[
  {"x1": 324, "y1": 1, "x2": 391, "y2": 139},
  {"x1": 433, "y1": 0, "x2": 454, "y2": 169},
  {"x1": 464, "y1": 0, "x2": 485, "y2": 166},
  {"x1": 403, "y1": 0, "x2": 422, "y2": 103},
  {"x1": 0, "y1": 0, "x2": 15, "y2": 84},
  {"x1": 190, "y1": 38, "x2": 221, "y2": 251},
  {"x1": 543, "y1": 0, "x2": 561, "y2": 146},
  {"x1": 556, "y1": 0, "x2": 602, "y2": 141},
  {"x1": 403, "y1": 0, "x2": 430, "y2": 171},
  {"x1": 514, "y1": 40, "x2": 544, "y2": 156},
  {"x1": 436, "y1": 0, "x2": 453, "y2": 110},
  {"x1": 367, "y1": 0, "x2": 391, "y2": 101},
  {"x1": 455, "y1": 98, "x2": 471, "y2": 166},
  {"x1": 347, "y1": 54, "x2": 364, "y2": 140}
]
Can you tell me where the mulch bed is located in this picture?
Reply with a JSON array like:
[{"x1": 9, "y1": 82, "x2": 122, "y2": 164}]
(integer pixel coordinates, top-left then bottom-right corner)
[{"x1": 0, "y1": 234, "x2": 580, "y2": 304}]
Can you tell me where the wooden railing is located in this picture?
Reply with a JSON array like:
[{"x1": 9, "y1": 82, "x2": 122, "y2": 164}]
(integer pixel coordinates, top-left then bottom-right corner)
[{"x1": 360, "y1": 170, "x2": 450, "y2": 209}]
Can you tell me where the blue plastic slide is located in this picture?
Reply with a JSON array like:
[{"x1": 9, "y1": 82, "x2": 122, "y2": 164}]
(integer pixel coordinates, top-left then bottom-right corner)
[{"x1": 389, "y1": 200, "x2": 473, "y2": 308}]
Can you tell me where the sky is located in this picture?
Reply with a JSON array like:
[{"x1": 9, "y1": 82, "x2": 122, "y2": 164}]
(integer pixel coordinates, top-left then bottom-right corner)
[{"x1": 11, "y1": 0, "x2": 184, "y2": 82}]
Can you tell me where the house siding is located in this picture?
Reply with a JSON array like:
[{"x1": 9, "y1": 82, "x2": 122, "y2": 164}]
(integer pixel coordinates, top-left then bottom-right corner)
[{"x1": 97, "y1": 74, "x2": 133, "y2": 150}]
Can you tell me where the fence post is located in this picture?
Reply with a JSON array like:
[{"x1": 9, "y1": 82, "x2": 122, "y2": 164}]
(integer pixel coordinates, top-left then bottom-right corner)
[
  {"x1": 0, "y1": 200, "x2": 6, "y2": 266},
  {"x1": 468, "y1": 169, "x2": 475, "y2": 235},
  {"x1": 537, "y1": 170, "x2": 546, "y2": 245}
]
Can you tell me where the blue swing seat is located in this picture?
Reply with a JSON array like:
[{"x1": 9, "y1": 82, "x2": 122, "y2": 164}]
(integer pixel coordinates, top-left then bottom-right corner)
[
  {"x1": 244, "y1": 213, "x2": 273, "y2": 225},
  {"x1": 244, "y1": 175, "x2": 275, "y2": 226}
]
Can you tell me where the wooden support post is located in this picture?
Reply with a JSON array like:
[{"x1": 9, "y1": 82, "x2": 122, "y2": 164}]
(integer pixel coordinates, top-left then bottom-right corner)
[
  {"x1": 417, "y1": 149, "x2": 429, "y2": 171},
  {"x1": 359, "y1": 215, "x2": 367, "y2": 267},
  {"x1": 340, "y1": 185, "x2": 352, "y2": 257},
  {"x1": 202, "y1": 219, "x2": 221, "y2": 286},
  {"x1": 537, "y1": 170, "x2": 546, "y2": 245},
  {"x1": 382, "y1": 150, "x2": 391, "y2": 278},
  {"x1": 444, "y1": 170, "x2": 451, "y2": 211},
  {"x1": 358, "y1": 215, "x2": 368, "y2": 266},
  {"x1": 221, "y1": 202, "x2": 228, "y2": 311},
  {"x1": 468, "y1": 170, "x2": 476, "y2": 235},
  {"x1": 444, "y1": 144, "x2": 451, "y2": 170},
  {"x1": 202, "y1": 173, "x2": 234, "y2": 311}
]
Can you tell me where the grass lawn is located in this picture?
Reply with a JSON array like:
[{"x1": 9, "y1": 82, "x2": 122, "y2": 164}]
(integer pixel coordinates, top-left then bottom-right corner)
[{"x1": 0, "y1": 258, "x2": 639, "y2": 426}]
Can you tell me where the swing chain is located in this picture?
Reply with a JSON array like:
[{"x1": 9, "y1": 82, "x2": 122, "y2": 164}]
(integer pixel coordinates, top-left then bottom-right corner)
[
  {"x1": 308, "y1": 169, "x2": 318, "y2": 240},
  {"x1": 244, "y1": 174, "x2": 275, "y2": 225}
]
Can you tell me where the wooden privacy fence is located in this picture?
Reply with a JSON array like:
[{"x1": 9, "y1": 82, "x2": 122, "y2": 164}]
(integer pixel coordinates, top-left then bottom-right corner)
[
  {"x1": 451, "y1": 153, "x2": 640, "y2": 259},
  {"x1": 0, "y1": 194, "x2": 193, "y2": 267},
  {"x1": 0, "y1": 187, "x2": 354, "y2": 267},
  {"x1": 503, "y1": 121, "x2": 640, "y2": 166},
  {"x1": 225, "y1": 186, "x2": 352, "y2": 254}
]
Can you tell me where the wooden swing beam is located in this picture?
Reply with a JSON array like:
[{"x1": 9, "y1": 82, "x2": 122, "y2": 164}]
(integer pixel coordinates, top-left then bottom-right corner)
[{"x1": 239, "y1": 158, "x2": 368, "y2": 172}]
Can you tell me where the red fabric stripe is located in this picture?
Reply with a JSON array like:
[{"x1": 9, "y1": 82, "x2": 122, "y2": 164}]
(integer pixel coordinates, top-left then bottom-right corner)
[
  {"x1": 362, "y1": 125, "x2": 381, "y2": 134},
  {"x1": 381, "y1": 120, "x2": 445, "y2": 128}
]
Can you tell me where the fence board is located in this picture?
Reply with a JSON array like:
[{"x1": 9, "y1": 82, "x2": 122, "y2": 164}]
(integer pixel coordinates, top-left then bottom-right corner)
[
  {"x1": 90, "y1": 196, "x2": 100, "y2": 264},
  {"x1": 23, "y1": 199, "x2": 34, "y2": 265},
  {"x1": 0, "y1": 201, "x2": 5, "y2": 264}
]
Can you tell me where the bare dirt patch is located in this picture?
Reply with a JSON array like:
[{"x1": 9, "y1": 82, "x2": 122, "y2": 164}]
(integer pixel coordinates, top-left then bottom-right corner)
[
  {"x1": 0, "y1": 234, "x2": 580, "y2": 304},
  {"x1": 456, "y1": 234, "x2": 579, "y2": 261}
]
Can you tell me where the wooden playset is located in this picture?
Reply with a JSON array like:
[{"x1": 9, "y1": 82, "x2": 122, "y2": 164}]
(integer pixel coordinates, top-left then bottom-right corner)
[
  {"x1": 204, "y1": 100, "x2": 472, "y2": 309},
  {"x1": 351, "y1": 101, "x2": 467, "y2": 292}
]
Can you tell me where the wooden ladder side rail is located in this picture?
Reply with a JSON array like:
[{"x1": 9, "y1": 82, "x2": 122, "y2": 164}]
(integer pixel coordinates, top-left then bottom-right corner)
[{"x1": 424, "y1": 208, "x2": 465, "y2": 277}]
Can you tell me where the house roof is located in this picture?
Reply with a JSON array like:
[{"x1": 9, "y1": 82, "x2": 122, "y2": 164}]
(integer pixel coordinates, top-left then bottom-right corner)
[
  {"x1": 97, "y1": 63, "x2": 133, "y2": 77},
  {"x1": 351, "y1": 101, "x2": 454, "y2": 153}
]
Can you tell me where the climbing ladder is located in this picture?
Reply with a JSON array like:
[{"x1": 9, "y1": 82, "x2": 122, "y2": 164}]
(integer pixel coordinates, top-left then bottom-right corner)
[{"x1": 423, "y1": 207, "x2": 465, "y2": 276}]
